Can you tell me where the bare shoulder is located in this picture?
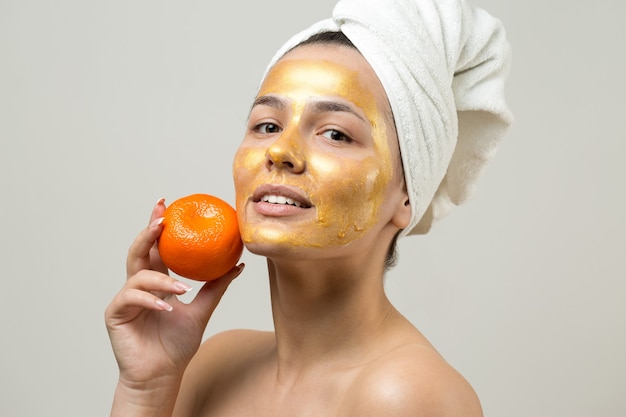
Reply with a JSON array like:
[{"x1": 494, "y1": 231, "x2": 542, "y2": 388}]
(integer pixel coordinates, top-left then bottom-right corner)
[
  {"x1": 174, "y1": 329, "x2": 274, "y2": 416},
  {"x1": 185, "y1": 328, "x2": 274, "y2": 385},
  {"x1": 344, "y1": 344, "x2": 483, "y2": 417},
  {"x1": 198, "y1": 328, "x2": 275, "y2": 360}
]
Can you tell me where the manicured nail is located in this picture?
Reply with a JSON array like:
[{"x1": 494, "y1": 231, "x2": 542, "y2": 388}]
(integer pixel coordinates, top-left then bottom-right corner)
[
  {"x1": 155, "y1": 299, "x2": 173, "y2": 312},
  {"x1": 233, "y1": 263, "x2": 245, "y2": 277},
  {"x1": 150, "y1": 217, "x2": 165, "y2": 228},
  {"x1": 173, "y1": 281, "x2": 193, "y2": 292}
]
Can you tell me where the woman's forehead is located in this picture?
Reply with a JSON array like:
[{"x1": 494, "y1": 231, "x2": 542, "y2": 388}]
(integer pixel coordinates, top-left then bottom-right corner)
[{"x1": 259, "y1": 46, "x2": 389, "y2": 122}]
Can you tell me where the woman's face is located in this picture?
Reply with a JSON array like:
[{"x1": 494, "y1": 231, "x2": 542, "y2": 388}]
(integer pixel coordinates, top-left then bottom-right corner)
[{"x1": 233, "y1": 44, "x2": 408, "y2": 258}]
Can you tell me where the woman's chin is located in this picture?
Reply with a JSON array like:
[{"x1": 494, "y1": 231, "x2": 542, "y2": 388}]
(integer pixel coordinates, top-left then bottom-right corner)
[
  {"x1": 242, "y1": 237, "x2": 317, "y2": 259},
  {"x1": 240, "y1": 219, "x2": 380, "y2": 257}
]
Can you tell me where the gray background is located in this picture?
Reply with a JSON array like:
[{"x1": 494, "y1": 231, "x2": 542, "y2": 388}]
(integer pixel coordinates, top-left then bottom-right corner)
[{"x1": 1, "y1": 0, "x2": 624, "y2": 416}]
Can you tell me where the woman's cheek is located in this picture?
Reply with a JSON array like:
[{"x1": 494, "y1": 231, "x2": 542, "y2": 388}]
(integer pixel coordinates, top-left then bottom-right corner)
[
  {"x1": 312, "y1": 157, "x2": 381, "y2": 243},
  {"x1": 234, "y1": 146, "x2": 261, "y2": 208}
]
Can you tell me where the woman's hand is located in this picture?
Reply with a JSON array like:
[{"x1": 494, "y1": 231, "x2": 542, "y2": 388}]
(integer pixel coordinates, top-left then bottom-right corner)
[{"x1": 105, "y1": 198, "x2": 244, "y2": 390}]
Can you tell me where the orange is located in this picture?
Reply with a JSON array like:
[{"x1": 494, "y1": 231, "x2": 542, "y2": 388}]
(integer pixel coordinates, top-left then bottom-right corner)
[{"x1": 158, "y1": 194, "x2": 243, "y2": 281}]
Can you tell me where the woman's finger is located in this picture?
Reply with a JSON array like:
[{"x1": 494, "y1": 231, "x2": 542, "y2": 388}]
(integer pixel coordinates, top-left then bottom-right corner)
[
  {"x1": 127, "y1": 269, "x2": 192, "y2": 294},
  {"x1": 118, "y1": 287, "x2": 175, "y2": 315},
  {"x1": 149, "y1": 242, "x2": 169, "y2": 275},
  {"x1": 188, "y1": 263, "x2": 245, "y2": 328},
  {"x1": 126, "y1": 199, "x2": 166, "y2": 278},
  {"x1": 106, "y1": 270, "x2": 192, "y2": 323}
]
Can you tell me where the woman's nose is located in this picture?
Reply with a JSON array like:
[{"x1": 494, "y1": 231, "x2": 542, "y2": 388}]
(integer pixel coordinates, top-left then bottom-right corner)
[{"x1": 265, "y1": 130, "x2": 305, "y2": 173}]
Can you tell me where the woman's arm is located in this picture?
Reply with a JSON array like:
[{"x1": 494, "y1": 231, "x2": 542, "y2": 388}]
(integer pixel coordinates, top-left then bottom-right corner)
[{"x1": 105, "y1": 199, "x2": 243, "y2": 417}]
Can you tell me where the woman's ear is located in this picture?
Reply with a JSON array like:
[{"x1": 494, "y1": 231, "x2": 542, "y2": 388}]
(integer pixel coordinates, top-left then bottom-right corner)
[{"x1": 392, "y1": 192, "x2": 411, "y2": 230}]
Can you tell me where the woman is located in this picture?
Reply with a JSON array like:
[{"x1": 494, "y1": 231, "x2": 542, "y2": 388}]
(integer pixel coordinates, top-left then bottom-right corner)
[{"x1": 105, "y1": 0, "x2": 512, "y2": 416}]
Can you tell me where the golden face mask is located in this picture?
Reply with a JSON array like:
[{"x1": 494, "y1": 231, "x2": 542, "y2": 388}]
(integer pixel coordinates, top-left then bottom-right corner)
[{"x1": 233, "y1": 53, "x2": 396, "y2": 251}]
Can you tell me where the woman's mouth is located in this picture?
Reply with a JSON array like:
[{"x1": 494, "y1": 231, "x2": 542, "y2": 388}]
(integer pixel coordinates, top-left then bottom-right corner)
[
  {"x1": 252, "y1": 184, "x2": 313, "y2": 216},
  {"x1": 260, "y1": 194, "x2": 308, "y2": 208}
]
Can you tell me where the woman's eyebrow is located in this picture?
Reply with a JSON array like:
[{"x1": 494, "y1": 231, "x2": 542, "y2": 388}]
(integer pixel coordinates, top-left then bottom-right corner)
[
  {"x1": 307, "y1": 100, "x2": 366, "y2": 122},
  {"x1": 251, "y1": 95, "x2": 285, "y2": 111},
  {"x1": 251, "y1": 96, "x2": 365, "y2": 122}
]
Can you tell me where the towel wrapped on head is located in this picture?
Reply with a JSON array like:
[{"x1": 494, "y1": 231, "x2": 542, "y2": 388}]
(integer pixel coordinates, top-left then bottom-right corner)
[{"x1": 262, "y1": 0, "x2": 513, "y2": 236}]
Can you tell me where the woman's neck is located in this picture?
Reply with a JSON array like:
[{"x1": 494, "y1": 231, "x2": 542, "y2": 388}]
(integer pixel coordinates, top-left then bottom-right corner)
[{"x1": 265, "y1": 256, "x2": 402, "y2": 377}]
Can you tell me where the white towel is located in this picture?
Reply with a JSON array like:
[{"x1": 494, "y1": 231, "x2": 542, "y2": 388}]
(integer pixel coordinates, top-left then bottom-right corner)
[{"x1": 262, "y1": 0, "x2": 513, "y2": 236}]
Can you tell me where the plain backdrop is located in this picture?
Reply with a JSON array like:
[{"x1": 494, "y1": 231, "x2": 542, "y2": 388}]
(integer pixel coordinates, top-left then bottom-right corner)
[{"x1": 1, "y1": 0, "x2": 624, "y2": 416}]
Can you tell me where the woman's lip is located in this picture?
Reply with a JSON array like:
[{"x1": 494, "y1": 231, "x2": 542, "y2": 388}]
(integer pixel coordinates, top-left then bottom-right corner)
[
  {"x1": 252, "y1": 184, "x2": 313, "y2": 208},
  {"x1": 254, "y1": 200, "x2": 310, "y2": 217}
]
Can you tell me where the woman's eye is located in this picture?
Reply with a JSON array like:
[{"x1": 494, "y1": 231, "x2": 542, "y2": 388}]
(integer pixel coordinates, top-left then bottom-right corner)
[
  {"x1": 255, "y1": 123, "x2": 281, "y2": 134},
  {"x1": 322, "y1": 129, "x2": 352, "y2": 143}
]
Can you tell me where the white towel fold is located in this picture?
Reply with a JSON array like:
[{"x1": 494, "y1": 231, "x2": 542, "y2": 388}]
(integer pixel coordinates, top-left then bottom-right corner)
[{"x1": 262, "y1": 0, "x2": 513, "y2": 236}]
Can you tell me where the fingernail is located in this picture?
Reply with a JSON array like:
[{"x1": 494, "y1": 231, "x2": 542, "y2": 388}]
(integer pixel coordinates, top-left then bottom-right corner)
[
  {"x1": 150, "y1": 217, "x2": 165, "y2": 228},
  {"x1": 155, "y1": 197, "x2": 165, "y2": 206},
  {"x1": 155, "y1": 299, "x2": 173, "y2": 312},
  {"x1": 173, "y1": 281, "x2": 193, "y2": 292},
  {"x1": 234, "y1": 263, "x2": 245, "y2": 277}
]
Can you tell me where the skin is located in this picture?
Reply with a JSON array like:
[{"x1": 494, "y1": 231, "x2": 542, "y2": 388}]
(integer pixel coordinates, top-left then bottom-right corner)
[{"x1": 105, "y1": 44, "x2": 483, "y2": 417}]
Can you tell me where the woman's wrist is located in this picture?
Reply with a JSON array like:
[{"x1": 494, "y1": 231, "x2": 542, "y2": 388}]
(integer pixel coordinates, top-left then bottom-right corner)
[{"x1": 110, "y1": 375, "x2": 183, "y2": 417}]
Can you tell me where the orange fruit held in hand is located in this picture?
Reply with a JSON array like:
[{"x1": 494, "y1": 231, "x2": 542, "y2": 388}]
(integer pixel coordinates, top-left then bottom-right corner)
[{"x1": 158, "y1": 194, "x2": 243, "y2": 281}]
